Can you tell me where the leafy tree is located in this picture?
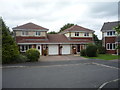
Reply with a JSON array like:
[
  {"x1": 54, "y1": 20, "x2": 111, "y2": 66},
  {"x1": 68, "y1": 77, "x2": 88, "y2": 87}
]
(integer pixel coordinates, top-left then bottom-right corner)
[
  {"x1": 114, "y1": 24, "x2": 120, "y2": 35},
  {"x1": 93, "y1": 34, "x2": 101, "y2": 46},
  {"x1": 59, "y1": 23, "x2": 74, "y2": 32},
  {"x1": 2, "y1": 18, "x2": 19, "y2": 64},
  {"x1": 113, "y1": 24, "x2": 120, "y2": 50},
  {"x1": 48, "y1": 31, "x2": 58, "y2": 34}
]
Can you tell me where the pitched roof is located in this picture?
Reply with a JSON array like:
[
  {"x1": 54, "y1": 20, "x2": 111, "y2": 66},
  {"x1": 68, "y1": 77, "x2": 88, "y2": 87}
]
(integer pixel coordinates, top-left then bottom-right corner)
[
  {"x1": 60, "y1": 25, "x2": 94, "y2": 34},
  {"x1": 101, "y1": 21, "x2": 120, "y2": 31},
  {"x1": 47, "y1": 34, "x2": 69, "y2": 43},
  {"x1": 16, "y1": 34, "x2": 93, "y2": 44},
  {"x1": 12, "y1": 22, "x2": 48, "y2": 30}
]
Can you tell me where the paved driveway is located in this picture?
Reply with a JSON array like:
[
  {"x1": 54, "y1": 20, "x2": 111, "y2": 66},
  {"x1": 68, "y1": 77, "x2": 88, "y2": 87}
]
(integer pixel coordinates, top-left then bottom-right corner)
[
  {"x1": 2, "y1": 56, "x2": 120, "y2": 88},
  {"x1": 40, "y1": 55, "x2": 86, "y2": 62}
]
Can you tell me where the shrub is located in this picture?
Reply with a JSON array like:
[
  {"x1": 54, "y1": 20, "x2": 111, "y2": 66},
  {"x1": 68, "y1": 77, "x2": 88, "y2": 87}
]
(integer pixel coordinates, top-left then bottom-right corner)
[
  {"x1": 13, "y1": 54, "x2": 29, "y2": 63},
  {"x1": 26, "y1": 48, "x2": 40, "y2": 62},
  {"x1": 86, "y1": 44, "x2": 98, "y2": 57},
  {"x1": 97, "y1": 46, "x2": 106, "y2": 54},
  {"x1": 80, "y1": 49, "x2": 86, "y2": 56}
]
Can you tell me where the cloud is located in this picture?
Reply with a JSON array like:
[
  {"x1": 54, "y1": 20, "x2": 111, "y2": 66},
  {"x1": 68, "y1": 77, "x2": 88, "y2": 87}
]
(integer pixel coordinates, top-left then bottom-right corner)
[{"x1": 0, "y1": 0, "x2": 118, "y2": 39}]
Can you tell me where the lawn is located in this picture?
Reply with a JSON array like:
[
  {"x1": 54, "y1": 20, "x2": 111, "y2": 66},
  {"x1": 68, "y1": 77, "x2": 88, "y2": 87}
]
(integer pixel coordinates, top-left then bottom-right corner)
[{"x1": 82, "y1": 54, "x2": 119, "y2": 60}]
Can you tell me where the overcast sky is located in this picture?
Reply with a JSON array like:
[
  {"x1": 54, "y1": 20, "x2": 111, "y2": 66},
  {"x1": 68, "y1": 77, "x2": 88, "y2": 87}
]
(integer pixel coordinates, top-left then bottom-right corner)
[{"x1": 0, "y1": 0, "x2": 119, "y2": 39}]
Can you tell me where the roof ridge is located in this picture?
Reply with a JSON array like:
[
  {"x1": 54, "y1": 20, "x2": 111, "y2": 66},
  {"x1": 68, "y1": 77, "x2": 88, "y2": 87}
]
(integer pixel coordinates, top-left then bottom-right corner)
[
  {"x1": 12, "y1": 22, "x2": 48, "y2": 30},
  {"x1": 105, "y1": 21, "x2": 120, "y2": 23}
]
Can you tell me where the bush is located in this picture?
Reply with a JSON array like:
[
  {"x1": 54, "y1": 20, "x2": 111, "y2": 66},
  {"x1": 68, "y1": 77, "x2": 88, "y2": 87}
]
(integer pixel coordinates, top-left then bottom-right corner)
[
  {"x1": 80, "y1": 49, "x2": 86, "y2": 56},
  {"x1": 97, "y1": 46, "x2": 106, "y2": 54},
  {"x1": 86, "y1": 44, "x2": 98, "y2": 57},
  {"x1": 13, "y1": 54, "x2": 29, "y2": 63},
  {"x1": 26, "y1": 48, "x2": 40, "y2": 62}
]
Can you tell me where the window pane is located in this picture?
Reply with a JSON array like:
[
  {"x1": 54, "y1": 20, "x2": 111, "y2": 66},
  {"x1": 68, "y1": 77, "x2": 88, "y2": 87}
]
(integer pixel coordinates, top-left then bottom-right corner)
[
  {"x1": 26, "y1": 31, "x2": 28, "y2": 35},
  {"x1": 22, "y1": 45, "x2": 24, "y2": 51},
  {"x1": 36, "y1": 31, "x2": 41, "y2": 35},
  {"x1": 107, "y1": 32, "x2": 109, "y2": 35},
  {"x1": 87, "y1": 33, "x2": 89, "y2": 36},
  {"x1": 26, "y1": 45, "x2": 28, "y2": 50},
  {"x1": 113, "y1": 31, "x2": 115, "y2": 35},
  {"x1": 29, "y1": 45, "x2": 32, "y2": 49},
  {"x1": 38, "y1": 46, "x2": 40, "y2": 49},
  {"x1": 22, "y1": 31, "x2": 24, "y2": 35},
  {"x1": 110, "y1": 43, "x2": 112, "y2": 49},
  {"x1": 110, "y1": 31, "x2": 112, "y2": 35},
  {"x1": 113, "y1": 43, "x2": 115, "y2": 49},
  {"x1": 107, "y1": 44, "x2": 109, "y2": 49}
]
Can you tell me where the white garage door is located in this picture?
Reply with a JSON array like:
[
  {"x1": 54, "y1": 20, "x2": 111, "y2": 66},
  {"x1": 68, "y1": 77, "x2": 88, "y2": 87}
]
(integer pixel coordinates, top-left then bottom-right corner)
[
  {"x1": 62, "y1": 45, "x2": 71, "y2": 54},
  {"x1": 48, "y1": 45, "x2": 58, "y2": 55}
]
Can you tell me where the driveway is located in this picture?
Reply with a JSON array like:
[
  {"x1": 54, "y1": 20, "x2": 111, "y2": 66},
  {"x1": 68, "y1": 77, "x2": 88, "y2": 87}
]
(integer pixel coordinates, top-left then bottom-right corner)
[
  {"x1": 39, "y1": 55, "x2": 86, "y2": 62},
  {"x1": 2, "y1": 55, "x2": 120, "y2": 88}
]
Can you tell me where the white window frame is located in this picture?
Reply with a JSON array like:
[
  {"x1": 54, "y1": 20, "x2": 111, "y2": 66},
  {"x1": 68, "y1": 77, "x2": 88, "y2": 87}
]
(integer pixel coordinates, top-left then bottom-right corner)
[
  {"x1": 84, "y1": 33, "x2": 89, "y2": 36},
  {"x1": 36, "y1": 31, "x2": 41, "y2": 36},
  {"x1": 112, "y1": 43, "x2": 116, "y2": 50},
  {"x1": 106, "y1": 43, "x2": 116, "y2": 50},
  {"x1": 20, "y1": 45, "x2": 32, "y2": 52},
  {"x1": 107, "y1": 31, "x2": 116, "y2": 36},
  {"x1": 75, "y1": 32, "x2": 79, "y2": 36},
  {"x1": 22, "y1": 31, "x2": 28, "y2": 36}
]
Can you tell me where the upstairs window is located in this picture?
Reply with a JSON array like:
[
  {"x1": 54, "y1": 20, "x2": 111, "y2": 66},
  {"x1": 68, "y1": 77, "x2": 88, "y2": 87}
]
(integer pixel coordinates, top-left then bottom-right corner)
[
  {"x1": 22, "y1": 31, "x2": 28, "y2": 36},
  {"x1": 107, "y1": 31, "x2": 115, "y2": 36},
  {"x1": 84, "y1": 33, "x2": 89, "y2": 36},
  {"x1": 75, "y1": 32, "x2": 79, "y2": 36},
  {"x1": 36, "y1": 31, "x2": 41, "y2": 36}
]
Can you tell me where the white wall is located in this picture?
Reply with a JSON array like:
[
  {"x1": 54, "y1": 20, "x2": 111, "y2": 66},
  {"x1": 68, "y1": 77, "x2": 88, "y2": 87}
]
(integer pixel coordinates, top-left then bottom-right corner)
[
  {"x1": 64, "y1": 33, "x2": 69, "y2": 37},
  {"x1": 70, "y1": 32, "x2": 93, "y2": 37},
  {"x1": 15, "y1": 31, "x2": 46, "y2": 37}
]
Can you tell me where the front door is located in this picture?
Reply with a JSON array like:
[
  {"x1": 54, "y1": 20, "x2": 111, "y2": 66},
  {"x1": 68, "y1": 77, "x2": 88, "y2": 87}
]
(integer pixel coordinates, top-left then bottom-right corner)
[
  {"x1": 77, "y1": 44, "x2": 80, "y2": 52},
  {"x1": 36, "y1": 45, "x2": 41, "y2": 55},
  {"x1": 72, "y1": 45, "x2": 77, "y2": 54}
]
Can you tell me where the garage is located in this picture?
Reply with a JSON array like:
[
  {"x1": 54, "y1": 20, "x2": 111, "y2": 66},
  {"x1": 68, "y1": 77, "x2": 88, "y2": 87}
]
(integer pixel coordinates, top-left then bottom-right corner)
[
  {"x1": 61, "y1": 45, "x2": 71, "y2": 55},
  {"x1": 48, "y1": 45, "x2": 58, "y2": 55}
]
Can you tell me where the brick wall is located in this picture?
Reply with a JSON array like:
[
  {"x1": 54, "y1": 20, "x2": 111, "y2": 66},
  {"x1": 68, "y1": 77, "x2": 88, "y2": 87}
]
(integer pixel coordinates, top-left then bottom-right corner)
[{"x1": 105, "y1": 37, "x2": 117, "y2": 54}]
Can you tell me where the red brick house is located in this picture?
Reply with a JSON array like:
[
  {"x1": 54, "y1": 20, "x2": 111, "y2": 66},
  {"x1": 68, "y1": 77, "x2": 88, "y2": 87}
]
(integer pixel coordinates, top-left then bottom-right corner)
[
  {"x1": 101, "y1": 21, "x2": 120, "y2": 54},
  {"x1": 13, "y1": 22, "x2": 94, "y2": 55}
]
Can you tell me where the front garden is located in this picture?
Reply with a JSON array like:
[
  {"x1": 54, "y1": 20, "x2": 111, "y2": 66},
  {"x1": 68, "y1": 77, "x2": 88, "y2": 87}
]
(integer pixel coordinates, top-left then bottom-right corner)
[
  {"x1": 80, "y1": 44, "x2": 119, "y2": 60},
  {"x1": 82, "y1": 54, "x2": 118, "y2": 60}
]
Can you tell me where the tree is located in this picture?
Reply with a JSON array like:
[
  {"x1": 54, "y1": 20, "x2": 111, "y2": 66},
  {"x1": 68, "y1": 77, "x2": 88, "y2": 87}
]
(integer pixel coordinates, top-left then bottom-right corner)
[
  {"x1": 59, "y1": 23, "x2": 74, "y2": 32},
  {"x1": 48, "y1": 31, "x2": 58, "y2": 34},
  {"x1": 93, "y1": 34, "x2": 101, "y2": 46},
  {"x1": 113, "y1": 24, "x2": 120, "y2": 54},
  {"x1": 114, "y1": 24, "x2": 120, "y2": 35},
  {"x1": 2, "y1": 18, "x2": 19, "y2": 64}
]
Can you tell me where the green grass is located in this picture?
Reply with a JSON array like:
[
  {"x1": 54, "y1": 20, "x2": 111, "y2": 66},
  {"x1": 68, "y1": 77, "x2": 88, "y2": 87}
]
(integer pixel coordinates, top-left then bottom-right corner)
[{"x1": 82, "y1": 54, "x2": 119, "y2": 60}]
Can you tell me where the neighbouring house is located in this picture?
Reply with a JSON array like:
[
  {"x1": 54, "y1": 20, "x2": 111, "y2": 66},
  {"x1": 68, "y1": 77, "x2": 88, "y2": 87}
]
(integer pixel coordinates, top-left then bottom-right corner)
[
  {"x1": 13, "y1": 22, "x2": 94, "y2": 55},
  {"x1": 101, "y1": 21, "x2": 120, "y2": 55}
]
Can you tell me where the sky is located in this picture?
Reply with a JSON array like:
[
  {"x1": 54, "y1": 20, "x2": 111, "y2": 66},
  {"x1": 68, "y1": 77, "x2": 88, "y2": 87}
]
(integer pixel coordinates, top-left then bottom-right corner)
[{"x1": 0, "y1": 0, "x2": 119, "y2": 39}]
